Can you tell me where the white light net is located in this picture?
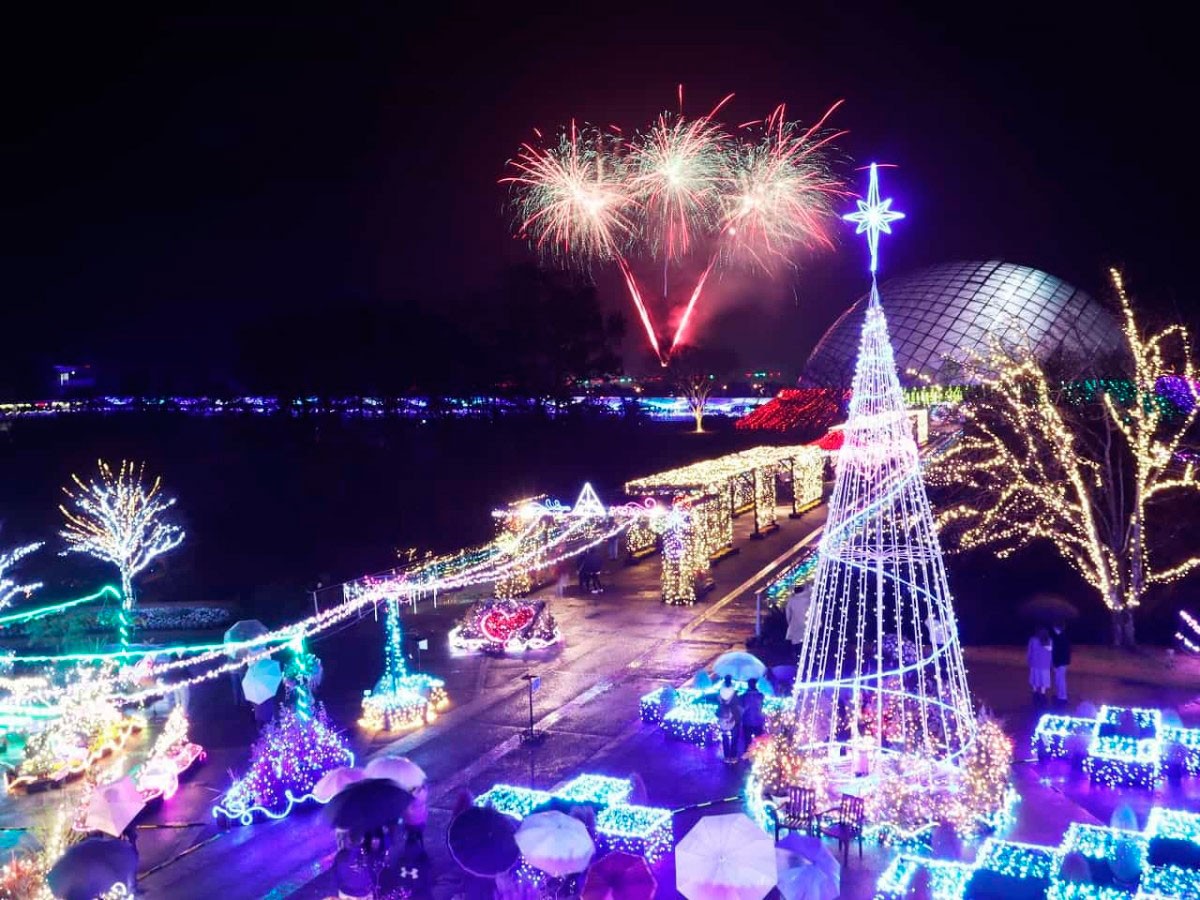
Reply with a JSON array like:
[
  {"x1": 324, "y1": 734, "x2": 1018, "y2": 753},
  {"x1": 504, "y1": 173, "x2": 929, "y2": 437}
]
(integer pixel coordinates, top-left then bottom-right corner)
[{"x1": 792, "y1": 280, "x2": 976, "y2": 761}]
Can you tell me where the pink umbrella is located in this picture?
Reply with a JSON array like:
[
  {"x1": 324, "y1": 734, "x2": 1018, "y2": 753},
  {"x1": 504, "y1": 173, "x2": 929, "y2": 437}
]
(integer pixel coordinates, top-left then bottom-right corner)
[
  {"x1": 312, "y1": 766, "x2": 366, "y2": 803},
  {"x1": 84, "y1": 776, "x2": 146, "y2": 837},
  {"x1": 581, "y1": 851, "x2": 657, "y2": 900},
  {"x1": 677, "y1": 813, "x2": 776, "y2": 900},
  {"x1": 364, "y1": 755, "x2": 426, "y2": 792},
  {"x1": 516, "y1": 811, "x2": 595, "y2": 878}
]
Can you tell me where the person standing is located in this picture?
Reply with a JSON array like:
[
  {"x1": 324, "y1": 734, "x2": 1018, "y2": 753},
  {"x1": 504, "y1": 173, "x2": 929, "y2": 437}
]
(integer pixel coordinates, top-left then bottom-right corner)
[
  {"x1": 1027, "y1": 628, "x2": 1053, "y2": 709},
  {"x1": 785, "y1": 585, "x2": 812, "y2": 651},
  {"x1": 741, "y1": 677, "x2": 765, "y2": 751},
  {"x1": 1051, "y1": 623, "x2": 1071, "y2": 706},
  {"x1": 716, "y1": 675, "x2": 742, "y2": 764}
]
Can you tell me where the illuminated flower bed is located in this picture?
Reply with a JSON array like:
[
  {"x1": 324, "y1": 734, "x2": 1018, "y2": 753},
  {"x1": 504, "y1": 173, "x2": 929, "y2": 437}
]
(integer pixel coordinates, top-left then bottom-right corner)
[
  {"x1": 475, "y1": 774, "x2": 672, "y2": 864},
  {"x1": 746, "y1": 717, "x2": 1016, "y2": 843},
  {"x1": 1032, "y1": 705, "x2": 1200, "y2": 788},
  {"x1": 7, "y1": 678, "x2": 146, "y2": 792},
  {"x1": 874, "y1": 807, "x2": 1200, "y2": 900},
  {"x1": 449, "y1": 597, "x2": 561, "y2": 654},
  {"x1": 135, "y1": 707, "x2": 205, "y2": 801},
  {"x1": 639, "y1": 683, "x2": 788, "y2": 745}
]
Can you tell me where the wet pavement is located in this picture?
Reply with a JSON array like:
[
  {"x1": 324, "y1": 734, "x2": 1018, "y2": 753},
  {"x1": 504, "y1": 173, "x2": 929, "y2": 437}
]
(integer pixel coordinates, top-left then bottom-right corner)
[{"x1": 4, "y1": 501, "x2": 1199, "y2": 898}]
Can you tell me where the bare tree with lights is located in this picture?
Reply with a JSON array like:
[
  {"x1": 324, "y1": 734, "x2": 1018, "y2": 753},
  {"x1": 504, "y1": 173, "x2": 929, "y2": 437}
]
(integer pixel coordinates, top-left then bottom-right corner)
[
  {"x1": 0, "y1": 540, "x2": 43, "y2": 611},
  {"x1": 931, "y1": 270, "x2": 1200, "y2": 644},
  {"x1": 669, "y1": 344, "x2": 739, "y2": 433},
  {"x1": 60, "y1": 460, "x2": 185, "y2": 647}
]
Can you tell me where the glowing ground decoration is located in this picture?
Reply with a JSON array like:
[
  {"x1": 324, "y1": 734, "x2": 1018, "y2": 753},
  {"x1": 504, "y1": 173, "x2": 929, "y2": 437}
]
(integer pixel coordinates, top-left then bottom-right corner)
[
  {"x1": 875, "y1": 807, "x2": 1200, "y2": 899},
  {"x1": 791, "y1": 167, "x2": 975, "y2": 763},
  {"x1": 359, "y1": 594, "x2": 448, "y2": 732},
  {"x1": 1032, "y1": 705, "x2": 1200, "y2": 787},
  {"x1": 640, "y1": 683, "x2": 788, "y2": 745},
  {"x1": 134, "y1": 707, "x2": 205, "y2": 801},
  {"x1": 449, "y1": 598, "x2": 561, "y2": 654},
  {"x1": 475, "y1": 774, "x2": 672, "y2": 864},
  {"x1": 213, "y1": 703, "x2": 353, "y2": 824}
]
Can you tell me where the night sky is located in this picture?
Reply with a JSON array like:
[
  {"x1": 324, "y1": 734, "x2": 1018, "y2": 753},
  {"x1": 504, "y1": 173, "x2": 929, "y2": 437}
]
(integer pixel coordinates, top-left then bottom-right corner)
[{"x1": 4, "y1": 4, "x2": 1190, "y2": 389}]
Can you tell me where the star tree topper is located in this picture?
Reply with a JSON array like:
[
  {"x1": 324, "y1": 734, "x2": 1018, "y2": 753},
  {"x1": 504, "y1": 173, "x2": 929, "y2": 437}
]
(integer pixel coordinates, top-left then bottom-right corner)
[{"x1": 843, "y1": 162, "x2": 904, "y2": 274}]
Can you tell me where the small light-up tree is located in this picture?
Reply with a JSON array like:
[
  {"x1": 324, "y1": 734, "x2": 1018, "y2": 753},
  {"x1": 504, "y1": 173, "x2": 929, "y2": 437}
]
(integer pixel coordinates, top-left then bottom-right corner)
[
  {"x1": 669, "y1": 344, "x2": 738, "y2": 433},
  {"x1": 931, "y1": 270, "x2": 1200, "y2": 643},
  {"x1": 0, "y1": 541, "x2": 43, "y2": 611},
  {"x1": 60, "y1": 460, "x2": 185, "y2": 647}
]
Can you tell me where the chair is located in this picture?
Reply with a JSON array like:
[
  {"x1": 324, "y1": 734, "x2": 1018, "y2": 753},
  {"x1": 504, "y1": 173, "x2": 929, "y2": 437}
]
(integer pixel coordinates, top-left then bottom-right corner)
[
  {"x1": 774, "y1": 785, "x2": 817, "y2": 840},
  {"x1": 819, "y1": 794, "x2": 865, "y2": 864}
]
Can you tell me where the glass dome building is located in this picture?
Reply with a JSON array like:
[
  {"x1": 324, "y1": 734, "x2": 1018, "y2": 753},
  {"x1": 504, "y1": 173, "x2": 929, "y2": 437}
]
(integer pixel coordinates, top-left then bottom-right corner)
[{"x1": 804, "y1": 260, "x2": 1125, "y2": 386}]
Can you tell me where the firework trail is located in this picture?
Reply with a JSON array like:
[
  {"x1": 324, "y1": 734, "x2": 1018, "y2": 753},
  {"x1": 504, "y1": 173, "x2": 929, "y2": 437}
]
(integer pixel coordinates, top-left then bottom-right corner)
[{"x1": 503, "y1": 95, "x2": 845, "y2": 363}]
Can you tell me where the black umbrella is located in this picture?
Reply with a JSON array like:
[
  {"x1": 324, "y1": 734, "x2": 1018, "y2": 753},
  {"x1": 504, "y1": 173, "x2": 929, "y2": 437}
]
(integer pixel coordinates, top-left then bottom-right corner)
[
  {"x1": 324, "y1": 778, "x2": 412, "y2": 832},
  {"x1": 447, "y1": 805, "x2": 519, "y2": 877},
  {"x1": 47, "y1": 836, "x2": 138, "y2": 900},
  {"x1": 1020, "y1": 593, "x2": 1080, "y2": 624}
]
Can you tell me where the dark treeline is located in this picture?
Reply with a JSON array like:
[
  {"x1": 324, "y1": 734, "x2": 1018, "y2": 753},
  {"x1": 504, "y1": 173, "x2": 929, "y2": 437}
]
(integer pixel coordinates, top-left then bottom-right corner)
[{"x1": 3, "y1": 266, "x2": 625, "y2": 400}]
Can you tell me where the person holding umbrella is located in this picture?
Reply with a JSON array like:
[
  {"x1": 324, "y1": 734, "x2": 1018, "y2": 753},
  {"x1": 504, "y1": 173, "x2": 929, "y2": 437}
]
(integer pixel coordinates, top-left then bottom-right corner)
[
  {"x1": 716, "y1": 675, "x2": 742, "y2": 764},
  {"x1": 1027, "y1": 628, "x2": 1053, "y2": 710},
  {"x1": 1051, "y1": 622, "x2": 1072, "y2": 706}
]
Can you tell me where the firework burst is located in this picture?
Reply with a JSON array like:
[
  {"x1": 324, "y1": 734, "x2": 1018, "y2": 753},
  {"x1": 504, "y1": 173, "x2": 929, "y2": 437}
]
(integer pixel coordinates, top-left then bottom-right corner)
[
  {"x1": 627, "y1": 96, "x2": 731, "y2": 261},
  {"x1": 503, "y1": 95, "x2": 845, "y2": 362},
  {"x1": 501, "y1": 123, "x2": 635, "y2": 263},
  {"x1": 719, "y1": 102, "x2": 847, "y2": 270}
]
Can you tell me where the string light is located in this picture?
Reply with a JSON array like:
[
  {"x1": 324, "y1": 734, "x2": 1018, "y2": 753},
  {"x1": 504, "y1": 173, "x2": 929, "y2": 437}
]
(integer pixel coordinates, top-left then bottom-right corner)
[
  {"x1": 0, "y1": 584, "x2": 121, "y2": 628},
  {"x1": 60, "y1": 460, "x2": 184, "y2": 647},
  {"x1": 1176, "y1": 610, "x2": 1200, "y2": 654},
  {"x1": 931, "y1": 269, "x2": 1200, "y2": 627},
  {"x1": 874, "y1": 807, "x2": 1200, "y2": 899},
  {"x1": 475, "y1": 784, "x2": 554, "y2": 819},
  {"x1": 595, "y1": 805, "x2": 673, "y2": 863},
  {"x1": 0, "y1": 541, "x2": 43, "y2": 611},
  {"x1": 475, "y1": 775, "x2": 672, "y2": 864},
  {"x1": 1032, "y1": 704, "x2": 1200, "y2": 787}
]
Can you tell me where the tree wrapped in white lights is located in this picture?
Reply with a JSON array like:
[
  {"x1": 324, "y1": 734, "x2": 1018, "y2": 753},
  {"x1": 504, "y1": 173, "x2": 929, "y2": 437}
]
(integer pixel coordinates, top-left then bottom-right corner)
[
  {"x1": 60, "y1": 460, "x2": 185, "y2": 647},
  {"x1": 792, "y1": 164, "x2": 975, "y2": 764},
  {"x1": 0, "y1": 541, "x2": 43, "y2": 611},
  {"x1": 931, "y1": 269, "x2": 1200, "y2": 642}
]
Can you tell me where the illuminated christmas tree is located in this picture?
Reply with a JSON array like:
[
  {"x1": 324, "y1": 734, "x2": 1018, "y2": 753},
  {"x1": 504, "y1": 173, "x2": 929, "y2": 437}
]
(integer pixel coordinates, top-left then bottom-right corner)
[
  {"x1": 792, "y1": 165, "x2": 976, "y2": 762},
  {"x1": 214, "y1": 643, "x2": 354, "y2": 824}
]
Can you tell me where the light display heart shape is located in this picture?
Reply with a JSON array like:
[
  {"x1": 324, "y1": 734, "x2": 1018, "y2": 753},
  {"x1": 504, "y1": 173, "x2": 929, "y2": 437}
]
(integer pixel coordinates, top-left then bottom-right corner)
[{"x1": 481, "y1": 606, "x2": 535, "y2": 644}]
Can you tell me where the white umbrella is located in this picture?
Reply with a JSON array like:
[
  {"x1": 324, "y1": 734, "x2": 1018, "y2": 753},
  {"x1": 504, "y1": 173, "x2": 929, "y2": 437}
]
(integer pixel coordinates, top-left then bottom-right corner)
[
  {"x1": 84, "y1": 776, "x2": 146, "y2": 837},
  {"x1": 677, "y1": 813, "x2": 776, "y2": 900},
  {"x1": 241, "y1": 659, "x2": 282, "y2": 705},
  {"x1": 776, "y1": 834, "x2": 839, "y2": 900},
  {"x1": 224, "y1": 620, "x2": 269, "y2": 658},
  {"x1": 365, "y1": 755, "x2": 426, "y2": 792},
  {"x1": 515, "y1": 810, "x2": 595, "y2": 878},
  {"x1": 312, "y1": 766, "x2": 367, "y2": 803},
  {"x1": 713, "y1": 651, "x2": 767, "y2": 682}
]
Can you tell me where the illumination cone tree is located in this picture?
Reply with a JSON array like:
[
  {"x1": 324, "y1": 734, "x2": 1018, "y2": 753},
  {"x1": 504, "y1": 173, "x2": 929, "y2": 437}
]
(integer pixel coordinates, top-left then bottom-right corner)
[
  {"x1": 792, "y1": 279, "x2": 977, "y2": 760},
  {"x1": 790, "y1": 164, "x2": 975, "y2": 763}
]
